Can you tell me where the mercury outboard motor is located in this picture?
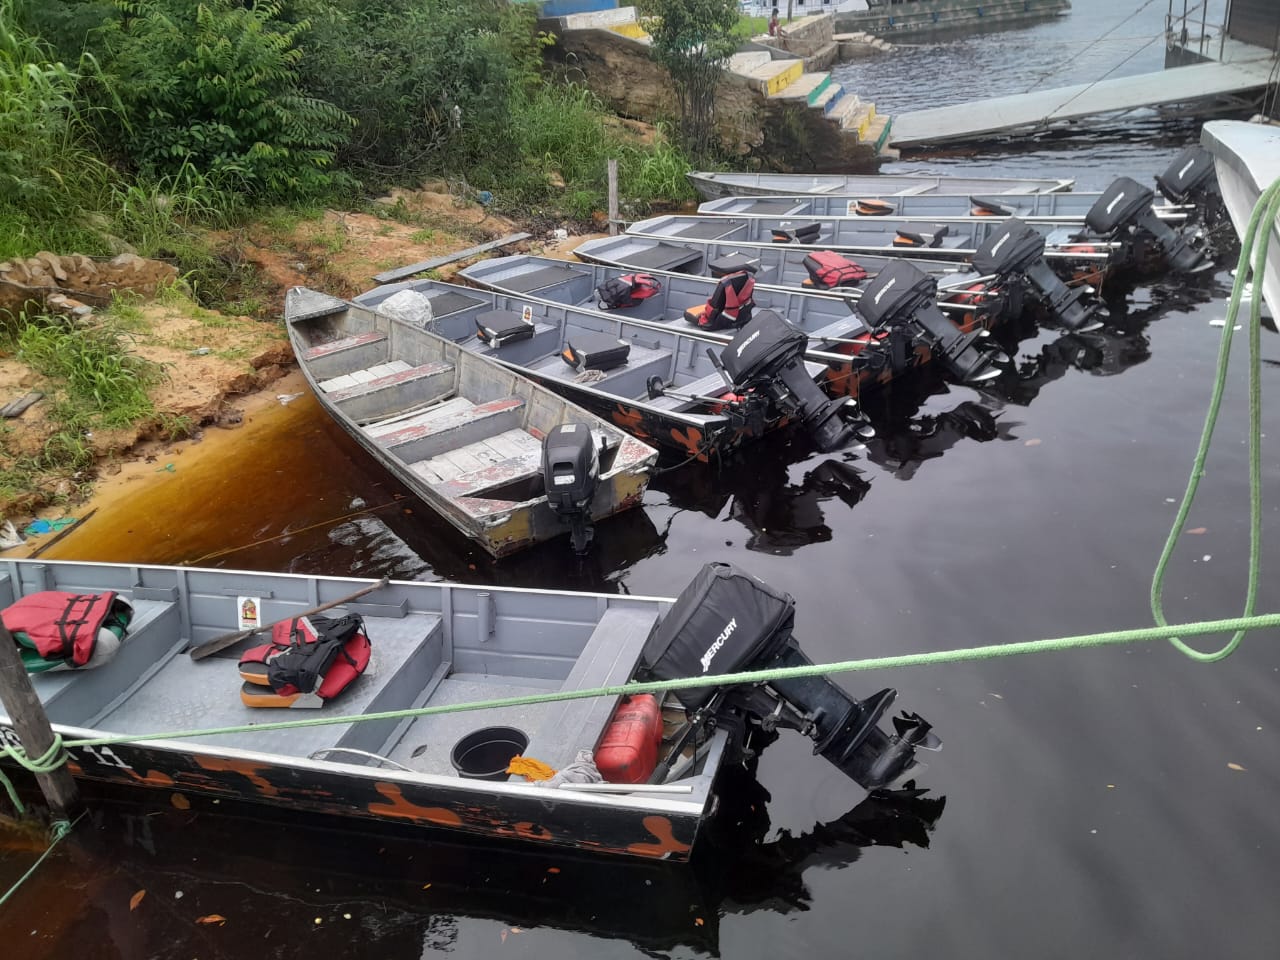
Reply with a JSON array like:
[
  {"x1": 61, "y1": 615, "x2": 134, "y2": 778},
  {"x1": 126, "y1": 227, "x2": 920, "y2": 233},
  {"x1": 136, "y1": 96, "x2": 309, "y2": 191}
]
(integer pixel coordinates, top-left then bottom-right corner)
[
  {"x1": 1085, "y1": 176, "x2": 1206, "y2": 273},
  {"x1": 542, "y1": 422, "x2": 598, "y2": 553},
  {"x1": 719, "y1": 310, "x2": 862, "y2": 453},
  {"x1": 972, "y1": 218, "x2": 1094, "y2": 331},
  {"x1": 1155, "y1": 145, "x2": 1219, "y2": 208},
  {"x1": 642, "y1": 562, "x2": 940, "y2": 790},
  {"x1": 856, "y1": 259, "x2": 1005, "y2": 383}
]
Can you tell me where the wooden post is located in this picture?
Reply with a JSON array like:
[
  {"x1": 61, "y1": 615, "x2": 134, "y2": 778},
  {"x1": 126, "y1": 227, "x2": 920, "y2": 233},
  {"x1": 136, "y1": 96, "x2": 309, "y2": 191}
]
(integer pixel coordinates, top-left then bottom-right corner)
[
  {"x1": 0, "y1": 621, "x2": 79, "y2": 819},
  {"x1": 607, "y1": 159, "x2": 620, "y2": 237}
]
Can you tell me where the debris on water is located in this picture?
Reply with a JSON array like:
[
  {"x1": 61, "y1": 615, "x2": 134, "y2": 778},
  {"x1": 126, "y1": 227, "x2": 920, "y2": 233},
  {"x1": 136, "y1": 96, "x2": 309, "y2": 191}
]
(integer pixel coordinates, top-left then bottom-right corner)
[
  {"x1": 1202, "y1": 554, "x2": 1212, "y2": 561},
  {"x1": 197, "y1": 915, "x2": 227, "y2": 926},
  {"x1": 278, "y1": 392, "x2": 304, "y2": 405},
  {"x1": 1165, "y1": 498, "x2": 1177, "y2": 503},
  {"x1": 174, "y1": 891, "x2": 183, "y2": 899},
  {"x1": 1024, "y1": 438, "x2": 1041, "y2": 446},
  {"x1": 155, "y1": 463, "x2": 175, "y2": 473},
  {"x1": 0, "y1": 520, "x2": 24, "y2": 550},
  {"x1": 1228, "y1": 762, "x2": 1246, "y2": 771},
  {"x1": 130, "y1": 890, "x2": 146, "y2": 911},
  {"x1": 1187, "y1": 527, "x2": 1207, "y2": 534}
]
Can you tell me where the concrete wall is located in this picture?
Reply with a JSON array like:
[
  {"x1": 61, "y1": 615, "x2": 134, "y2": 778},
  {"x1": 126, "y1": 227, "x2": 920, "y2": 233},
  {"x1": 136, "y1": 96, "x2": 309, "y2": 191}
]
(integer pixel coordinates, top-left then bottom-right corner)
[
  {"x1": 539, "y1": 0, "x2": 618, "y2": 18},
  {"x1": 834, "y1": 0, "x2": 1070, "y2": 38}
]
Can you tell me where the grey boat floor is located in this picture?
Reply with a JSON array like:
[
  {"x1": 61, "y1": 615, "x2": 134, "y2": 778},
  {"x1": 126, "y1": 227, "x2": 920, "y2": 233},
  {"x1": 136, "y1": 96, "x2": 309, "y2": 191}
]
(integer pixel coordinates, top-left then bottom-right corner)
[{"x1": 384, "y1": 676, "x2": 559, "y2": 777}]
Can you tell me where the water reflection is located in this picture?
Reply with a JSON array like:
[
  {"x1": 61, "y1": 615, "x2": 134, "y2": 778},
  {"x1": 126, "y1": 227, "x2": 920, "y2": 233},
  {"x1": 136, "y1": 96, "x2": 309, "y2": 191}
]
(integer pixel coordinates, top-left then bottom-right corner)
[{"x1": 1, "y1": 774, "x2": 943, "y2": 958}]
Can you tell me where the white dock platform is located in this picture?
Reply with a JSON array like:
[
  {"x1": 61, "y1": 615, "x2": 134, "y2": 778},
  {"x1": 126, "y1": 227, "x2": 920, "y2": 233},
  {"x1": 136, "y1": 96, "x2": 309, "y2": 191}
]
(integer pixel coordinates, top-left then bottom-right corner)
[{"x1": 890, "y1": 57, "x2": 1277, "y2": 147}]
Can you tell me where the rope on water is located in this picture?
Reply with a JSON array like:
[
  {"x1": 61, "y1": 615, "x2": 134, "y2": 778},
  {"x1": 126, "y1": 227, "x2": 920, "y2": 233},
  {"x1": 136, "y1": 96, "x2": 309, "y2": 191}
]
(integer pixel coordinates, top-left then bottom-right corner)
[
  {"x1": 0, "y1": 813, "x2": 82, "y2": 909},
  {"x1": 1150, "y1": 177, "x2": 1280, "y2": 661}
]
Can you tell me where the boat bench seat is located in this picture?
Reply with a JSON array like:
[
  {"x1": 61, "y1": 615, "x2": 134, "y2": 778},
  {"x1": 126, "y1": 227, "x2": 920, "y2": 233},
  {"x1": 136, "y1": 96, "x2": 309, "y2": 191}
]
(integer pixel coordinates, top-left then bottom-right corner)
[
  {"x1": 572, "y1": 343, "x2": 673, "y2": 400},
  {"x1": 301, "y1": 330, "x2": 389, "y2": 381},
  {"x1": 428, "y1": 447, "x2": 545, "y2": 499},
  {"x1": 646, "y1": 371, "x2": 733, "y2": 412},
  {"x1": 33, "y1": 598, "x2": 184, "y2": 727},
  {"x1": 522, "y1": 606, "x2": 661, "y2": 771},
  {"x1": 375, "y1": 397, "x2": 526, "y2": 464},
  {"x1": 326, "y1": 361, "x2": 456, "y2": 424}
]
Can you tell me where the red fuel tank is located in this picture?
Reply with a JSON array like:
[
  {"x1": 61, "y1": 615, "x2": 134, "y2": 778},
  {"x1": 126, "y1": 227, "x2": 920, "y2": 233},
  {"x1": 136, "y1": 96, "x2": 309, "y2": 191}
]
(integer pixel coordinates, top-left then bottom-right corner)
[{"x1": 595, "y1": 694, "x2": 663, "y2": 784}]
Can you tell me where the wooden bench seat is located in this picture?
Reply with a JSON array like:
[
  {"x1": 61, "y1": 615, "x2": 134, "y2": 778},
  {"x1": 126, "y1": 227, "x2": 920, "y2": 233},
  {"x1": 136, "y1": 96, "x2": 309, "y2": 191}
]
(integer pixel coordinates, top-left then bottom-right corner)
[
  {"x1": 376, "y1": 396, "x2": 526, "y2": 463},
  {"x1": 301, "y1": 330, "x2": 389, "y2": 380},
  {"x1": 326, "y1": 360, "x2": 456, "y2": 424}
]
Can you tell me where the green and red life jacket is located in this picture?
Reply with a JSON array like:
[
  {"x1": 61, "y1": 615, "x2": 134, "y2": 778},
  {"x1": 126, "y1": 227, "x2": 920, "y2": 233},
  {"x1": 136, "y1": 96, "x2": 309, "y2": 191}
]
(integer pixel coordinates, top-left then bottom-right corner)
[{"x1": 2, "y1": 591, "x2": 133, "y2": 672}]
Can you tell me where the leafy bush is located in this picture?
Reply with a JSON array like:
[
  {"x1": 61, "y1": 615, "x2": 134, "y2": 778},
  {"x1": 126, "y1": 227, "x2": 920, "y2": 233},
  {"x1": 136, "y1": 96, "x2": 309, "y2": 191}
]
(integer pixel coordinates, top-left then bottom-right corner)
[{"x1": 94, "y1": 0, "x2": 354, "y2": 201}]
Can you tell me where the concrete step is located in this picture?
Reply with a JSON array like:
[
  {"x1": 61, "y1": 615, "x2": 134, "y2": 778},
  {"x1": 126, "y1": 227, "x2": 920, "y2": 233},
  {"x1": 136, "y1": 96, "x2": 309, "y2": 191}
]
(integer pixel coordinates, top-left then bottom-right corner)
[
  {"x1": 728, "y1": 51, "x2": 773, "y2": 74},
  {"x1": 866, "y1": 114, "x2": 894, "y2": 153},
  {"x1": 826, "y1": 92, "x2": 863, "y2": 124},
  {"x1": 744, "y1": 57, "x2": 805, "y2": 97},
  {"x1": 608, "y1": 21, "x2": 647, "y2": 40},
  {"x1": 774, "y1": 71, "x2": 830, "y2": 100},
  {"x1": 813, "y1": 80, "x2": 845, "y2": 111},
  {"x1": 842, "y1": 102, "x2": 877, "y2": 138}
]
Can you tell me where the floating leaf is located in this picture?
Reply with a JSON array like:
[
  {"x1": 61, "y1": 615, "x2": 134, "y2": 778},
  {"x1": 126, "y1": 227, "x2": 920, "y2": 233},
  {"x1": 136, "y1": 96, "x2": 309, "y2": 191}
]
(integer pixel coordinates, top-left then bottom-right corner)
[
  {"x1": 422, "y1": 883, "x2": 432, "y2": 890},
  {"x1": 196, "y1": 915, "x2": 226, "y2": 926},
  {"x1": 500, "y1": 929, "x2": 508, "y2": 943},
  {"x1": 546, "y1": 867, "x2": 560, "y2": 874},
  {"x1": 129, "y1": 890, "x2": 146, "y2": 911},
  {"x1": 1187, "y1": 527, "x2": 1207, "y2": 535},
  {"x1": 694, "y1": 917, "x2": 704, "y2": 926},
  {"x1": 1024, "y1": 438, "x2": 1041, "y2": 447},
  {"x1": 170, "y1": 792, "x2": 190, "y2": 810},
  {"x1": 1228, "y1": 762, "x2": 1246, "y2": 771}
]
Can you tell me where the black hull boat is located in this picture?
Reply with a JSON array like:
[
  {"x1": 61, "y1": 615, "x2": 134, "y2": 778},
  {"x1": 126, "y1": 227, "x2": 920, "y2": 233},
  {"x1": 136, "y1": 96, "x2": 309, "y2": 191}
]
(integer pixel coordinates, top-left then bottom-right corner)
[
  {"x1": 686, "y1": 170, "x2": 1075, "y2": 200},
  {"x1": 285, "y1": 288, "x2": 657, "y2": 557},
  {"x1": 0, "y1": 559, "x2": 940, "y2": 861},
  {"x1": 353, "y1": 278, "x2": 872, "y2": 459}
]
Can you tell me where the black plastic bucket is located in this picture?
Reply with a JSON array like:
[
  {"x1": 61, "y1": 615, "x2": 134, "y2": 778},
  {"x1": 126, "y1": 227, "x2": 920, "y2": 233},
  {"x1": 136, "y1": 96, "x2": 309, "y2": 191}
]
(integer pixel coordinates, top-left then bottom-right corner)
[{"x1": 450, "y1": 726, "x2": 529, "y2": 782}]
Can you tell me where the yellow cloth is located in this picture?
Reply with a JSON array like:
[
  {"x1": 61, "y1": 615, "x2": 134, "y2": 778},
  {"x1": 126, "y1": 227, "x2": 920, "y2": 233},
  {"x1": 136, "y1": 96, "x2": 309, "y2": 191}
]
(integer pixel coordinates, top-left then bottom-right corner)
[{"x1": 506, "y1": 755, "x2": 556, "y2": 781}]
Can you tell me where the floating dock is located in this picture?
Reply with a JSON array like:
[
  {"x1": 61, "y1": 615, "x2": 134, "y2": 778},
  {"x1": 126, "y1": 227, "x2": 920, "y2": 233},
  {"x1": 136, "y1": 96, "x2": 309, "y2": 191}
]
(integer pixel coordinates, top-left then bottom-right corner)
[{"x1": 890, "y1": 56, "x2": 1277, "y2": 147}]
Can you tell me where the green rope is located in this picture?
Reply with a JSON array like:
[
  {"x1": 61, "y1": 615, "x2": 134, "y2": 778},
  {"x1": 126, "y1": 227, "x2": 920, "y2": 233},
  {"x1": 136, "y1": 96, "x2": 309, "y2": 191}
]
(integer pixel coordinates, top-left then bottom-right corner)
[
  {"x1": 0, "y1": 736, "x2": 66, "y2": 818},
  {"x1": 1150, "y1": 177, "x2": 1280, "y2": 660},
  {"x1": 0, "y1": 813, "x2": 81, "y2": 909},
  {"x1": 55, "y1": 611, "x2": 1280, "y2": 751}
]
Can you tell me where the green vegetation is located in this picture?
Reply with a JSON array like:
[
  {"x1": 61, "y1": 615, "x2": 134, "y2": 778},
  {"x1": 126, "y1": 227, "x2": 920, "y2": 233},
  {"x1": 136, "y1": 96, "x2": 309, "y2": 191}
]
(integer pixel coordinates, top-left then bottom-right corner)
[
  {"x1": 0, "y1": 0, "x2": 697, "y2": 279},
  {"x1": 637, "y1": 0, "x2": 740, "y2": 159},
  {"x1": 733, "y1": 15, "x2": 769, "y2": 40}
]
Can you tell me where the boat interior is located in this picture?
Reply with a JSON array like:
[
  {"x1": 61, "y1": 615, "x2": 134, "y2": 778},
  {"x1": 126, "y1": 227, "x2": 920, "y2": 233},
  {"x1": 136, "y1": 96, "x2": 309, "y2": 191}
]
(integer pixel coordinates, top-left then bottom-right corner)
[
  {"x1": 697, "y1": 193, "x2": 1189, "y2": 223},
  {"x1": 353, "y1": 279, "x2": 815, "y2": 421},
  {"x1": 456, "y1": 255, "x2": 864, "y2": 343},
  {"x1": 286, "y1": 288, "x2": 631, "y2": 511},
  {"x1": 693, "y1": 172, "x2": 1076, "y2": 195},
  {"x1": 1, "y1": 561, "x2": 718, "y2": 801}
]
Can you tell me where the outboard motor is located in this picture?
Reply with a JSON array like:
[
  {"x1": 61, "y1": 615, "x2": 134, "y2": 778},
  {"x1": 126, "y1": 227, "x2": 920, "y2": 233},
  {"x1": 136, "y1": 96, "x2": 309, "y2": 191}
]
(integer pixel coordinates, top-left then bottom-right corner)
[
  {"x1": 856, "y1": 259, "x2": 1005, "y2": 383},
  {"x1": 972, "y1": 218, "x2": 1094, "y2": 331},
  {"x1": 1155, "y1": 145, "x2": 1219, "y2": 208},
  {"x1": 641, "y1": 562, "x2": 940, "y2": 790},
  {"x1": 1085, "y1": 176, "x2": 1206, "y2": 273},
  {"x1": 542, "y1": 422, "x2": 598, "y2": 554},
  {"x1": 719, "y1": 310, "x2": 862, "y2": 452}
]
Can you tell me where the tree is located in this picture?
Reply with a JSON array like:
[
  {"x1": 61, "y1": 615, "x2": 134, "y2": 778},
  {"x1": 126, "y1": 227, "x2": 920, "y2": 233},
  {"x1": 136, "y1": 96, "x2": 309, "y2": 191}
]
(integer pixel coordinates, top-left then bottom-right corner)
[{"x1": 636, "y1": 0, "x2": 739, "y2": 160}]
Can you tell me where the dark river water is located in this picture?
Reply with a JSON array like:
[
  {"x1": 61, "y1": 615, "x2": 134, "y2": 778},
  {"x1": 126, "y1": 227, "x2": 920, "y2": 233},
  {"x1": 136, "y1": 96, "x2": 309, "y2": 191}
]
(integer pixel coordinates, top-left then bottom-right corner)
[{"x1": 5, "y1": 1, "x2": 1280, "y2": 956}]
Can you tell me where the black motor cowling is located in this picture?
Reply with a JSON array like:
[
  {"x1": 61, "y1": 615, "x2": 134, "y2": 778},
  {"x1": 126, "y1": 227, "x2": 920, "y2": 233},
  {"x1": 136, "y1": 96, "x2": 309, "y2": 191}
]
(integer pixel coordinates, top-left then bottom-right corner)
[
  {"x1": 641, "y1": 562, "x2": 940, "y2": 790},
  {"x1": 972, "y1": 218, "x2": 1094, "y2": 330},
  {"x1": 1084, "y1": 176, "x2": 1206, "y2": 273},
  {"x1": 542, "y1": 422, "x2": 598, "y2": 553},
  {"x1": 857, "y1": 259, "x2": 1004, "y2": 382},
  {"x1": 1155, "y1": 145, "x2": 1219, "y2": 206},
  {"x1": 720, "y1": 310, "x2": 860, "y2": 452}
]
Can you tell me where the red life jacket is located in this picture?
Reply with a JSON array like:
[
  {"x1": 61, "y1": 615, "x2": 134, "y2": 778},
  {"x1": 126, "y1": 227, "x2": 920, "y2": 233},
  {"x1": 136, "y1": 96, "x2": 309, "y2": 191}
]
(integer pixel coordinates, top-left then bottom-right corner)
[
  {"x1": 803, "y1": 250, "x2": 868, "y2": 289},
  {"x1": 238, "y1": 613, "x2": 371, "y2": 708},
  {"x1": 595, "y1": 273, "x2": 662, "y2": 309},
  {"x1": 684, "y1": 271, "x2": 755, "y2": 331},
  {"x1": 1, "y1": 591, "x2": 126, "y2": 667}
]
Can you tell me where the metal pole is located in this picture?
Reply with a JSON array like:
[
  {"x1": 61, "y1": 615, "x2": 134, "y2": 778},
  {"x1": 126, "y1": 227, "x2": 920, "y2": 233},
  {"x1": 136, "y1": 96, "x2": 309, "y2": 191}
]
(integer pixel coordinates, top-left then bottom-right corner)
[
  {"x1": 607, "y1": 159, "x2": 619, "y2": 237},
  {"x1": 0, "y1": 621, "x2": 80, "y2": 819}
]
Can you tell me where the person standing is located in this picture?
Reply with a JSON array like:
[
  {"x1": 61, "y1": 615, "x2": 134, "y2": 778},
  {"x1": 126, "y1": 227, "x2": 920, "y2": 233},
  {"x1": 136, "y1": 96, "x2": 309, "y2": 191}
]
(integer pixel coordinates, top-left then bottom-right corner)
[{"x1": 768, "y1": 7, "x2": 779, "y2": 37}]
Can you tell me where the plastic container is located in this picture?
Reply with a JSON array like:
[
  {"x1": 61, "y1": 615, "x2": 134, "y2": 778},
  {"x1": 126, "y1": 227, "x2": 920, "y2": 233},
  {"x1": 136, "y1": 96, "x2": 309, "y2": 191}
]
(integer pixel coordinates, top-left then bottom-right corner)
[
  {"x1": 450, "y1": 726, "x2": 529, "y2": 782},
  {"x1": 595, "y1": 694, "x2": 663, "y2": 784}
]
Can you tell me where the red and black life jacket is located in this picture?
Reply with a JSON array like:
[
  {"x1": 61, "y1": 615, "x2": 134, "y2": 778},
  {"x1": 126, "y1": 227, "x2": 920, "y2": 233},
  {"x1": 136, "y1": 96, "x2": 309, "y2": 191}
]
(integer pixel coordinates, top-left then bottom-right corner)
[
  {"x1": 238, "y1": 613, "x2": 371, "y2": 708},
  {"x1": 683, "y1": 271, "x2": 755, "y2": 331},
  {"x1": 802, "y1": 250, "x2": 868, "y2": 289},
  {"x1": 595, "y1": 273, "x2": 662, "y2": 309},
  {"x1": 2, "y1": 591, "x2": 131, "y2": 670}
]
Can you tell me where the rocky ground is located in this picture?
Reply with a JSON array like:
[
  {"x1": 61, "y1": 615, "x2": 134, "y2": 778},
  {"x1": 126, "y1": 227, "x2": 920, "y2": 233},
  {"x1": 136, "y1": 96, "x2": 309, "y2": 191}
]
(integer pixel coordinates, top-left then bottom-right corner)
[{"x1": 0, "y1": 186, "x2": 602, "y2": 536}]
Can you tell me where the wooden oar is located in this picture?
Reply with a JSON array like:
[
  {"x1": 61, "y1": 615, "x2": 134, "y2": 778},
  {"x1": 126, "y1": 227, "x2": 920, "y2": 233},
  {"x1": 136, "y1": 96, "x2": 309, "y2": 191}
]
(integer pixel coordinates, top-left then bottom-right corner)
[{"x1": 187, "y1": 576, "x2": 391, "y2": 661}]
